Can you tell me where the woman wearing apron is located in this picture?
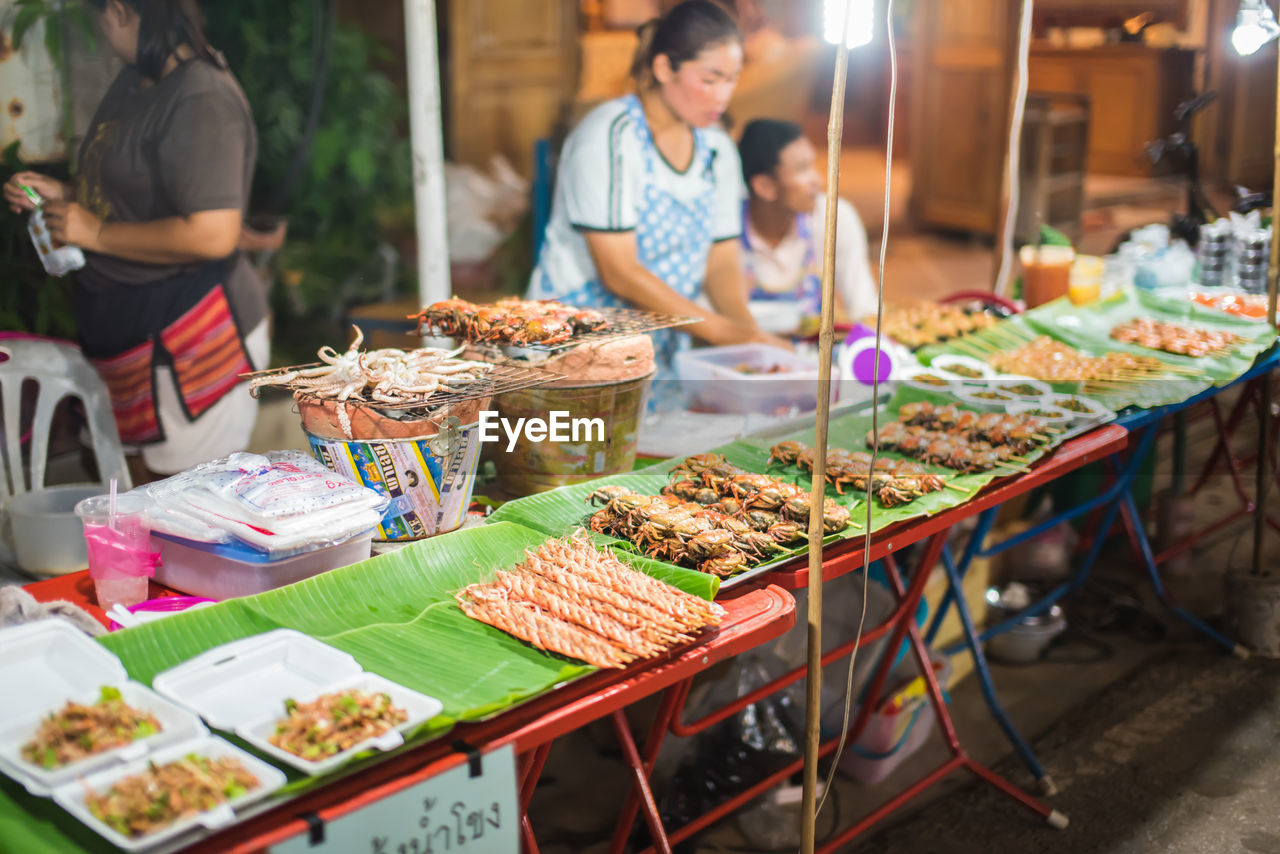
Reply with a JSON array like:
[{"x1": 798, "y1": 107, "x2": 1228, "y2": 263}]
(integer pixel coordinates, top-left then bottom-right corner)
[
  {"x1": 529, "y1": 0, "x2": 787, "y2": 407},
  {"x1": 4, "y1": 0, "x2": 268, "y2": 484}
]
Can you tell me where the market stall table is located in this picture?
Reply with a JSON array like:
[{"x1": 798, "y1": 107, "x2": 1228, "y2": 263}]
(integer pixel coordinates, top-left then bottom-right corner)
[
  {"x1": 923, "y1": 346, "x2": 1280, "y2": 790},
  {"x1": 605, "y1": 423, "x2": 1126, "y2": 853},
  {"x1": 16, "y1": 577, "x2": 794, "y2": 854}
]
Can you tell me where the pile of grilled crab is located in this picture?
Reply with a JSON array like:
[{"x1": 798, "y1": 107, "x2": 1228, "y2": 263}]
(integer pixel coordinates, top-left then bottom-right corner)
[{"x1": 412, "y1": 297, "x2": 610, "y2": 347}]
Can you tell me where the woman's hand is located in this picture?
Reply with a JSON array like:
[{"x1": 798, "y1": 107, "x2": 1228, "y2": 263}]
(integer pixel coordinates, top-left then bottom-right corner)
[
  {"x1": 42, "y1": 201, "x2": 103, "y2": 250},
  {"x1": 749, "y1": 329, "x2": 794, "y2": 351},
  {"x1": 3, "y1": 171, "x2": 68, "y2": 213}
]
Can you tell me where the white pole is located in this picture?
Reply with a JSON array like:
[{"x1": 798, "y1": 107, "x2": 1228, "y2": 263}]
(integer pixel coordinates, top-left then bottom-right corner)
[{"x1": 403, "y1": 0, "x2": 452, "y2": 306}]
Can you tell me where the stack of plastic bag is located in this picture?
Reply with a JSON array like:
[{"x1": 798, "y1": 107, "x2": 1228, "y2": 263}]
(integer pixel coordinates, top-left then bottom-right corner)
[{"x1": 138, "y1": 452, "x2": 389, "y2": 558}]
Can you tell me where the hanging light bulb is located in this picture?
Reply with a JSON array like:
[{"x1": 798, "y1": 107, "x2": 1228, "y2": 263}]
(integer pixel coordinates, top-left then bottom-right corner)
[
  {"x1": 1233, "y1": 0, "x2": 1280, "y2": 56},
  {"x1": 823, "y1": 0, "x2": 875, "y2": 50}
]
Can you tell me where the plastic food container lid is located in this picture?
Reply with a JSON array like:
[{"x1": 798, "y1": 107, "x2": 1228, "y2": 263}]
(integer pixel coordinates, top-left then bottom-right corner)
[
  {"x1": 153, "y1": 630, "x2": 443, "y2": 776},
  {"x1": 0, "y1": 619, "x2": 205, "y2": 796}
]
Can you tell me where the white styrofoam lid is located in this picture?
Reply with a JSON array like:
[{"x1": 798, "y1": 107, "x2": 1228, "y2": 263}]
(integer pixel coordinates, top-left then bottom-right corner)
[
  {"x1": 0, "y1": 619, "x2": 127, "y2": 728},
  {"x1": 152, "y1": 629, "x2": 362, "y2": 730}
]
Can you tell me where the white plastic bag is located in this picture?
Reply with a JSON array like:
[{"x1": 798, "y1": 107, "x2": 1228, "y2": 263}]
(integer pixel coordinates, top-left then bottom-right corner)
[
  {"x1": 445, "y1": 155, "x2": 530, "y2": 264},
  {"x1": 143, "y1": 451, "x2": 389, "y2": 556},
  {"x1": 28, "y1": 209, "x2": 86, "y2": 277}
]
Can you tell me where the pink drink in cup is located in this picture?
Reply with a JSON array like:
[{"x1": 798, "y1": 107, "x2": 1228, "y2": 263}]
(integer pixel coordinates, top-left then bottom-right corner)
[{"x1": 74, "y1": 493, "x2": 158, "y2": 612}]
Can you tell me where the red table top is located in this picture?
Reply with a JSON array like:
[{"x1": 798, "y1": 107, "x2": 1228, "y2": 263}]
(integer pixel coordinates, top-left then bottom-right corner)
[
  {"x1": 769, "y1": 423, "x2": 1129, "y2": 589},
  {"x1": 18, "y1": 423, "x2": 1124, "y2": 851},
  {"x1": 185, "y1": 584, "x2": 795, "y2": 852}
]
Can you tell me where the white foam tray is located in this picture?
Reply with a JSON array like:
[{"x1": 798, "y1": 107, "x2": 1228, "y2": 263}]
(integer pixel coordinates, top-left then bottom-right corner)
[
  {"x1": 153, "y1": 629, "x2": 443, "y2": 775},
  {"x1": 0, "y1": 619, "x2": 204, "y2": 796},
  {"x1": 51, "y1": 735, "x2": 286, "y2": 852}
]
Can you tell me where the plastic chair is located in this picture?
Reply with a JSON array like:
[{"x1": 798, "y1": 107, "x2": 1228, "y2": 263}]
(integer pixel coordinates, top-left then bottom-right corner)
[
  {"x1": 937, "y1": 290, "x2": 1022, "y2": 315},
  {"x1": 0, "y1": 336, "x2": 131, "y2": 498}
]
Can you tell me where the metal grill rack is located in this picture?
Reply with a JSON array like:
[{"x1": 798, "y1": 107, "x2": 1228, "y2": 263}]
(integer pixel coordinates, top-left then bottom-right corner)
[
  {"x1": 243, "y1": 361, "x2": 560, "y2": 415},
  {"x1": 418, "y1": 305, "x2": 697, "y2": 358}
]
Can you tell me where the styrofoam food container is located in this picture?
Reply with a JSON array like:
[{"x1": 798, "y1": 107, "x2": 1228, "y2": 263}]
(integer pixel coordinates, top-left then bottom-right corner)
[
  {"x1": 51, "y1": 735, "x2": 285, "y2": 852},
  {"x1": 675, "y1": 344, "x2": 835, "y2": 415},
  {"x1": 1046, "y1": 394, "x2": 1114, "y2": 423},
  {"x1": 897, "y1": 363, "x2": 960, "y2": 395},
  {"x1": 929, "y1": 354, "x2": 994, "y2": 382},
  {"x1": 987, "y1": 375, "x2": 1053, "y2": 400},
  {"x1": 153, "y1": 630, "x2": 443, "y2": 776},
  {"x1": 152, "y1": 530, "x2": 374, "y2": 600},
  {"x1": 0, "y1": 619, "x2": 204, "y2": 796},
  {"x1": 955, "y1": 386, "x2": 1018, "y2": 411},
  {"x1": 238, "y1": 672, "x2": 443, "y2": 775},
  {"x1": 1007, "y1": 402, "x2": 1074, "y2": 427}
]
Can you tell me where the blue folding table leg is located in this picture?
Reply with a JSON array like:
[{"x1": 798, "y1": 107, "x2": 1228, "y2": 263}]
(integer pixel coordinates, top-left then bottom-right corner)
[
  {"x1": 924, "y1": 508, "x2": 997, "y2": 648},
  {"x1": 1116, "y1": 487, "x2": 1250, "y2": 657},
  {"x1": 935, "y1": 543, "x2": 1056, "y2": 793}
]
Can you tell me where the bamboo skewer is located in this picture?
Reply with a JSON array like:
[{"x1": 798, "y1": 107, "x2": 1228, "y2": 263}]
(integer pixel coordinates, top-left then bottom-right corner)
[
  {"x1": 944, "y1": 481, "x2": 973, "y2": 494},
  {"x1": 995, "y1": 460, "x2": 1032, "y2": 473}
]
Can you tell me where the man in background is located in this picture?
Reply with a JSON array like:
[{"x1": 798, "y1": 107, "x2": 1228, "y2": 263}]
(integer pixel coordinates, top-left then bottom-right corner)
[{"x1": 737, "y1": 119, "x2": 877, "y2": 334}]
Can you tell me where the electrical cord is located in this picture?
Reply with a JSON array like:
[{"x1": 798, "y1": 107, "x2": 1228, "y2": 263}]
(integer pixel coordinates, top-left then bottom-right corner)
[
  {"x1": 815, "y1": 0, "x2": 897, "y2": 822},
  {"x1": 994, "y1": 0, "x2": 1033, "y2": 299}
]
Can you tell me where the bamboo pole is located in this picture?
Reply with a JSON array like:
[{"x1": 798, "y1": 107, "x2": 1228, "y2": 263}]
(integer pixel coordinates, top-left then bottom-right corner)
[
  {"x1": 800, "y1": 9, "x2": 854, "y2": 852},
  {"x1": 1251, "y1": 46, "x2": 1280, "y2": 577}
]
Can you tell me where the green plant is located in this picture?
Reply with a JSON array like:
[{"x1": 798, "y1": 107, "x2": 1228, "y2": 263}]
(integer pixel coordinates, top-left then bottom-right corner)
[
  {"x1": 204, "y1": 0, "x2": 416, "y2": 365},
  {"x1": 1, "y1": 144, "x2": 79, "y2": 339},
  {"x1": 9, "y1": 0, "x2": 96, "y2": 148}
]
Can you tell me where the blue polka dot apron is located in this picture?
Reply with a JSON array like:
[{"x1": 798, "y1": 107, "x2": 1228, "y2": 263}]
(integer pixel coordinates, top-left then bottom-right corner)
[
  {"x1": 741, "y1": 200, "x2": 822, "y2": 320},
  {"x1": 535, "y1": 95, "x2": 716, "y2": 410}
]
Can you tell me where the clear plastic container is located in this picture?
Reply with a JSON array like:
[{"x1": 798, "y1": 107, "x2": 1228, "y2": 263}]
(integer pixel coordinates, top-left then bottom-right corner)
[
  {"x1": 675, "y1": 344, "x2": 835, "y2": 415},
  {"x1": 153, "y1": 630, "x2": 443, "y2": 776},
  {"x1": 152, "y1": 530, "x2": 374, "y2": 600}
]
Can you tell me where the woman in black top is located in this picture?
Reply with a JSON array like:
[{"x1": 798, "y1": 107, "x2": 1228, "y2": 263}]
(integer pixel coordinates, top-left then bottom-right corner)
[{"x1": 4, "y1": 0, "x2": 268, "y2": 483}]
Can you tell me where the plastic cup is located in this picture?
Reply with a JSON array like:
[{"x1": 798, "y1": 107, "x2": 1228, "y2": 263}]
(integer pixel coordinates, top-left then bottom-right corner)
[
  {"x1": 74, "y1": 493, "x2": 156, "y2": 612},
  {"x1": 1020, "y1": 245, "x2": 1075, "y2": 308},
  {"x1": 1068, "y1": 254, "x2": 1104, "y2": 305}
]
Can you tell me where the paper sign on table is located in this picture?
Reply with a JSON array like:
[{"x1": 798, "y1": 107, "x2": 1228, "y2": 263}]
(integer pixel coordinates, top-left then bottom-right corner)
[{"x1": 271, "y1": 744, "x2": 518, "y2": 854}]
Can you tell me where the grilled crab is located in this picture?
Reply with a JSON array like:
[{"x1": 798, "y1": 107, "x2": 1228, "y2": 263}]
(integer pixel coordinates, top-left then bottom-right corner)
[
  {"x1": 769, "y1": 441, "x2": 808, "y2": 466},
  {"x1": 700, "y1": 551, "x2": 748, "y2": 577}
]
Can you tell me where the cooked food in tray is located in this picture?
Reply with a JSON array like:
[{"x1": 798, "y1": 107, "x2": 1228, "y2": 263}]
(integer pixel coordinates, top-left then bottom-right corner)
[
  {"x1": 583, "y1": 454, "x2": 853, "y2": 578},
  {"x1": 1190, "y1": 291, "x2": 1267, "y2": 320},
  {"x1": 987, "y1": 336, "x2": 1165, "y2": 382},
  {"x1": 734, "y1": 363, "x2": 793, "y2": 375},
  {"x1": 1110, "y1": 318, "x2": 1239, "y2": 358},
  {"x1": 268, "y1": 689, "x2": 408, "y2": 761},
  {"x1": 413, "y1": 297, "x2": 609, "y2": 347},
  {"x1": 85, "y1": 755, "x2": 259, "y2": 839},
  {"x1": 22, "y1": 687, "x2": 161, "y2": 770},
  {"x1": 874, "y1": 301, "x2": 999, "y2": 349},
  {"x1": 456, "y1": 532, "x2": 724, "y2": 669},
  {"x1": 866, "y1": 403, "x2": 1053, "y2": 474},
  {"x1": 768, "y1": 441, "x2": 954, "y2": 508}
]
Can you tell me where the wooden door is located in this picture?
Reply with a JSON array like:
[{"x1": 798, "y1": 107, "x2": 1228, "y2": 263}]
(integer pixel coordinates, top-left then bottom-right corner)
[
  {"x1": 909, "y1": 0, "x2": 1020, "y2": 234},
  {"x1": 446, "y1": 1, "x2": 580, "y2": 179}
]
